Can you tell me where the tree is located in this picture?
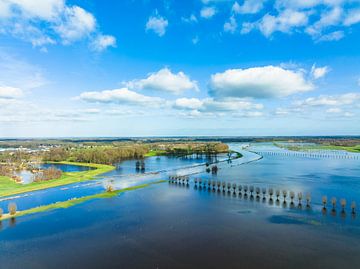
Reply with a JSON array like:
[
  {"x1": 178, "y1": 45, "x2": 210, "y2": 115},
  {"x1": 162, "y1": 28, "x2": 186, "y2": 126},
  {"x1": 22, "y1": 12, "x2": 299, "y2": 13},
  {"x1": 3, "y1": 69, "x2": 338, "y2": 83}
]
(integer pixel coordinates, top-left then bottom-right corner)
[
  {"x1": 322, "y1": 196, "x2": 328, "y2": 209},
  {"x1": 331, "y1": 197, "x2": 337, "y2": 211},
  {"x1": 8, "y1": 202, "x2": 17, "y2": 215}
]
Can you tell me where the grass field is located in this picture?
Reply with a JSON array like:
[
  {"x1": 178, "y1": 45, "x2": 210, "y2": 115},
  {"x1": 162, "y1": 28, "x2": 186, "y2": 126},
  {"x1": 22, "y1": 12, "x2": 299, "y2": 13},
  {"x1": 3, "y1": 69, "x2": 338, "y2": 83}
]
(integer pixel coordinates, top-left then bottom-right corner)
[
  {"x1": 274, "y1": 143, "x2": 360, "y2": 153},
  {"x1": 0, "y1": 161, "x2": 115, "y2": 198},
  {"x1": 144, "y1": 150, "x2": 167, "y2": 157}
]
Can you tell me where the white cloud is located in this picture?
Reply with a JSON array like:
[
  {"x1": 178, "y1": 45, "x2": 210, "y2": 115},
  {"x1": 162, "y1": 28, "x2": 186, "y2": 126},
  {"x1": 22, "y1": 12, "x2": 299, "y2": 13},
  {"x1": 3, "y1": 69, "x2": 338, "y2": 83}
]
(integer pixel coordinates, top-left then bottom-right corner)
[
  {"x1": 0, "y1": 0, "x2": 65, "y2": 21},
  {"x1": 173, "y1": 97, "x2": 263, "y2": 118},
  {"x1": 200, "y1": 6, "x2": 217, "y2": 19},
  {"x1": 344, "y1": 8, "x2": 360, "y2": 26},
  {"x1": 232, "y1": 0, "x2": 264, "y2": 14},
  {"x1": 174, "y1": 98, "x2": 203, "y2": 110},
  {"x1": 224, "y1": 16, "x2": 237, "y2": 33},
  {"x1": 311, "y1": 65, "x2": 330, "y2": 79},
  {"x1": 146, "y1": 14, "x2": 168, "y2": 37},
  {"x1": 182, "y1": 14, "x2": 198, "y2": 23},
  {"x1": 295, "y1": 93, "x2": 360, "y2": 107},
  {"x1": 90, "y1": 34, "x2": 116, "y2": 52},
  {"x1": 200, "y1": 98, "x2": 263, "y2": 112},
  {"x1": 243, "y1": 9, "x2": 309, "y2": 37},
  {"x1": 306, "y1": 7, "x2": 343, "y2": 38},
  {"x1": 77, "y1": 88, "x2": 164, "y2": 107},
  {"x1": 326, "y1": 107, "x2": 342, "y2": 113},
  {"x1": 0, "y1": 0, "x2": 113, "y2": 50},
  {"x1": 55, "y1": 6, "x2": 96, "y2": 44},
  {"x1": 209, "y1": 66, "x2": 314, "y2": 99},
  {"x1": 239, "y1": 1, "x2": 360, "y2": 41},
  {"x1": 127, "y1": 68, "x2": 199, "y2": 95},
  {"x1": 317, "y1": 30, "x2": 344, "y2": 41},
  {"x1": 0, "y1": 86, "x2": 23, "y2": 99}
]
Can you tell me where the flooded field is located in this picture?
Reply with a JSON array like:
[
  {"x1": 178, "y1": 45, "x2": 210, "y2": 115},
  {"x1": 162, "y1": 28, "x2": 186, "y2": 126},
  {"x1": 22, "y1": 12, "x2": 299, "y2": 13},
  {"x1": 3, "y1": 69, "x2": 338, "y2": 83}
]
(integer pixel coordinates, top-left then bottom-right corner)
[{"x1": 0, "y1": 143, "x2": 359, "y2": 269}]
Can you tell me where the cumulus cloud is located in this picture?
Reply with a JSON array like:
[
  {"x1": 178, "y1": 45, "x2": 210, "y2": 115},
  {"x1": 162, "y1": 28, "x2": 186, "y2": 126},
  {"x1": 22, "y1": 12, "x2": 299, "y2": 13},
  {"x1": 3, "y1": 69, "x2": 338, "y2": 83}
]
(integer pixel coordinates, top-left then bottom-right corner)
[
  {"x1": 232, "y1": 0, "x2": 264, "y2": 14},
  {"x1": 174, "y1": 98, "x2": 203, "y2": 110},
  {"x1": 0, "y1": 86, "x2": 23, "y2": 99},
  {"x1": 173, "y1": 97, "x2": 263, "y2": 118},
  {"x1": 224, "y1": 16, "x2": 237, "y2": 33},
  {"x1": 90, "y1": 34, "x2": 117, "y2": 52},
  {"x1": 311, "y1": 65, "x2": 330, "y2": 79},
  {"x1": 146, "y1": 14, "x2": 168, "y2": 36},
  {"x1": 344, "y1": 8, "x2": 360, "y2": 26},
  {"x1": 306, "y1": 7, "x2": 343, "y2": 39},
  {"x1": 294, "y1": 93, "x2": 360, "y2": 107},
  {"x1": 0, "y1": 0, "x2": 114, "y2": 50},
  {"x1": 209, "y1": 66, "x2": 314, "y2": 99},
  {"x1": 77, "y1": 88, "x2": 164, "y2": 107},
  {"x1": 243, "y1": 9, "x2": 309, "y2": 37},
  {"x1": 126, "y1": 68, "x2": 199, "y2": 95},
  {"x1": 239, "y1": 1, "x2": 360, "y2": 41},
  {"x1": 54, "y1": 5, "x2": 96, "y2": 44},
  {"x1": 200, "y1": 6, "x2": 217, "y2": 19}
]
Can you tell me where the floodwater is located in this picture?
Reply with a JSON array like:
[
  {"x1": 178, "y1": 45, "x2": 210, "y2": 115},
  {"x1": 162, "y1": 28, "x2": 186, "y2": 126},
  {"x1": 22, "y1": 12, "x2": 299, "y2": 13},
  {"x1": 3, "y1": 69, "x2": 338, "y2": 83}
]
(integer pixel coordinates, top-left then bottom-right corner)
[{"x1": 0, "y1": 143, "x2": 359, "y2": 269}]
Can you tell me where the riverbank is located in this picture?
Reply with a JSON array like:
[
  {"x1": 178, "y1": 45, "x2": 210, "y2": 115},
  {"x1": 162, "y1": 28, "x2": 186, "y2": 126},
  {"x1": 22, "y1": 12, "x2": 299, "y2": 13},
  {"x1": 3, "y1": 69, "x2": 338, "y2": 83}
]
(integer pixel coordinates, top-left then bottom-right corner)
[
  {"x1": 274, "y1": 142, "x2": 360, "y2": 153},
  {"x1": 0, "y1": 180, "x2": 165, "y2": 221},
  {"x1": 0, "y1": 161, "x2": 115, "y2": 198}
]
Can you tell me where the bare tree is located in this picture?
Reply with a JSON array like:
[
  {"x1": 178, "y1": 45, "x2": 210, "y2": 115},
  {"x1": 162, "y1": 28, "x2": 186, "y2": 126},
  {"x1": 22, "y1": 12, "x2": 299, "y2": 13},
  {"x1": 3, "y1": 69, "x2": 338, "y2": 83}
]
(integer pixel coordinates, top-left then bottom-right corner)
[{"x1": 8, "y1": 202, "x2": 17, "y2": 215}]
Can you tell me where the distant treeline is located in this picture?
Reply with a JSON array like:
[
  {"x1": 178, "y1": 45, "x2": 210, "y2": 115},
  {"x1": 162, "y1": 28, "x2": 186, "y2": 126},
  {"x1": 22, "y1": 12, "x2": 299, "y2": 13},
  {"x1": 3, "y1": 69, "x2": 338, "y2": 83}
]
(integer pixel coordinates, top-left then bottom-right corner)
[
  {"x1": 43, "y1": 145, "x2": 149, "y2": 164},
  {"x1": 41, "y1": 142, "x2": 229, "y2": 164}
]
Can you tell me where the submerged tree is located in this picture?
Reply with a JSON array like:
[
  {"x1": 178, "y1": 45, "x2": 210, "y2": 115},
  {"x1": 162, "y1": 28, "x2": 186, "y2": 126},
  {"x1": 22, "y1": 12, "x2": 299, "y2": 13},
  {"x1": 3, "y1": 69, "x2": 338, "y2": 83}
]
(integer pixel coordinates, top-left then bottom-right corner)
[
  {"x1": 0, "y1": 207, "x2": 3, "y2": 218},
  {"x1": 227, "y1": 182, "x2": 232, "y2": 192},
  {"x1": 8, "y1": 202, "x2": 17, "y2": 216},
  {"x1": 331, "y1": 197, "x2": 337, "y2": 211},
  {"x1": 322, "y1": 196, "x2": 328, "y2": 209},
  {"x1": 351, "y1": 201, "x2": 356, "y2": 215},
  {"x1": 306, "y1": 193, "x2": 311, "y2": 207},
  {"x1": 249, "y1": 185, "x2": 254, "y2": 196},
  {"x1": 269, "y1": 188, "x2": 274, "y2": 199},
  {"x1": 238, "y1": 185, "x2": 243, "y2": 193},
  {"x1": 289, "y1": 191, "x2": 295, "y2": 203},
  {"x1": 297, "y1": 192, "x2": 303, "y2": 206},
  {"x1": 232, "y1": 183, "x2": 237, "y2": 193},
  {"x1": 275, "y1": 190, "x2": 280, "y2": 200},
  {"x1": 282, "y1": 190, "x2": 287, "y2": 201},
  {"x1": 244, "y1": 185, "x2": 248, "y2": 194},
  {"x1": 106, "y1": 182, "x2": 114, "y2": 192},
  {"x1": 255, "y1": 187, "x2": 260, "y2": 197},
  {"x1": 340, "y1": 198, "x2": 346, "y2": 212},
  {"x1": 262, "y1": 188, "x2": 267, "y2": 197}
]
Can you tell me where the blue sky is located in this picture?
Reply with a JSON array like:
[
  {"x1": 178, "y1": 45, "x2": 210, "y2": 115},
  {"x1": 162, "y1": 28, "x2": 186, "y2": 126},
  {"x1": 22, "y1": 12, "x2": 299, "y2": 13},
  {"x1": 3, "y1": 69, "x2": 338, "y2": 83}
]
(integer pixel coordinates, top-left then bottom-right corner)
[{"x1": 0, "y1": 0, "x2": 360, "y2": 137}]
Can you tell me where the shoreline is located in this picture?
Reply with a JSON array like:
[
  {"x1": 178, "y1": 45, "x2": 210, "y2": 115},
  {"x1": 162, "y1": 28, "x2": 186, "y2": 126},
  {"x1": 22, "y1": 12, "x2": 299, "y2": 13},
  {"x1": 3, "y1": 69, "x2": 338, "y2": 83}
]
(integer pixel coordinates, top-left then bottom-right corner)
[{"x1": 0, "y1": 162, "x2": 115, "y2": 198}]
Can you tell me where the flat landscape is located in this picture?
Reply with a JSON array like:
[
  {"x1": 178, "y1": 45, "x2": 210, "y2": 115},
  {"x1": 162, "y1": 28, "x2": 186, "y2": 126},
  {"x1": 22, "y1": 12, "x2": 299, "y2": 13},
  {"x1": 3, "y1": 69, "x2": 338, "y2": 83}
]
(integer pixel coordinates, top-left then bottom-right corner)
[
  {"x1": 1, "y1": 0, "x2": 360, "y2": 268},
  {"x1": 0, "y1": 138, "x2": 359, "y2": 268}
]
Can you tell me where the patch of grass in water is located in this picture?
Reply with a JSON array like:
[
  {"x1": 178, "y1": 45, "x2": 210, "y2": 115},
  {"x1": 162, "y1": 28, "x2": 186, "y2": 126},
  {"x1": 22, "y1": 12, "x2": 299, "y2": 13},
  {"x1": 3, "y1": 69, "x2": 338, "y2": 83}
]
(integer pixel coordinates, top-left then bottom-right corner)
[
  {"x1": 269, "y1": 215, "x2": 322, "y2": 226},
  {"x1": 0, "y1": 180, "x2": 166, "y2": 221}
]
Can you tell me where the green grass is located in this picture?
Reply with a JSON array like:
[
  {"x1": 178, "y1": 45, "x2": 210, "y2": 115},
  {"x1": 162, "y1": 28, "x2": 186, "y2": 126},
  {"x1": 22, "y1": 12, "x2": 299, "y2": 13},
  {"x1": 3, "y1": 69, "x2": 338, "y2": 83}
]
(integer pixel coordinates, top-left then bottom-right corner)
[
  {"x1": 0, "y1": 161, "x2": 115, "y2": 198},
  {"x1": 274, "y1": 142, "x2": 360, "y2": 153},
  {"x1": 144, "y1": 150, "x2": 167, "y2": 157},
  {"x1": 0, "y1": 180, "x2": 165, "y2": 221}
]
